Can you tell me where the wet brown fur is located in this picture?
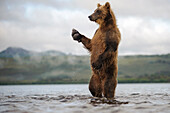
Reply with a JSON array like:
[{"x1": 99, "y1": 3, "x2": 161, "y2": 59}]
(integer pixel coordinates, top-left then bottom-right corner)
[{"x1": 72, "y1": 2, "x2": 121, "y2": 99}]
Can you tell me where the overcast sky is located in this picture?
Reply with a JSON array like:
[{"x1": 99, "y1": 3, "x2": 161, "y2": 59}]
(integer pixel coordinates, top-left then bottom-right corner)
[{"x1": 0, "y1": 0, "x2": 170, "y2": 55}]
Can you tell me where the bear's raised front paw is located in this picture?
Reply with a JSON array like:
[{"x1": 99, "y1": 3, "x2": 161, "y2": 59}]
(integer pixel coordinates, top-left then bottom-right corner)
[
  {"x1": 72, "y1": 29, "x2": 82, "y2": 42},
  {"x1": 92, "y1": 62, "x2": 102, "y2": 70}
]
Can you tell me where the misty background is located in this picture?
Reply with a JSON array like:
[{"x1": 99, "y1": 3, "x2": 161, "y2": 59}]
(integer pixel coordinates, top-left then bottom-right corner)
[{"x1": 0, "y1": 0, "x2": 170, "y2": 55}]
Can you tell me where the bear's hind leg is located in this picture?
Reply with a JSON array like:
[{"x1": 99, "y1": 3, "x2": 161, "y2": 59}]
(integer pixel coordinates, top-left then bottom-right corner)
[
  {"x1": 89, "y1": 74, "x2": 102, "y2": 97},
  {"x1": 102, "y1": 76, "x2": 117, "y2": 99}
]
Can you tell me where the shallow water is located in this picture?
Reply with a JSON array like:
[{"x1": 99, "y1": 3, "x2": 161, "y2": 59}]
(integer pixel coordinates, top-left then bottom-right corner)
[{"x1": 0, "y1": 84, "x2": 170, "y2": 113}]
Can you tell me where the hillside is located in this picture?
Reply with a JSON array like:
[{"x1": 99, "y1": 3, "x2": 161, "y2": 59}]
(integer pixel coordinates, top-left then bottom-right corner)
[
  {"x1": 0, "y1": 47, "x2": 170, "y2": 84},
  {"x1": 0, "y1": 47, "x2": 66, "y2": 57}
]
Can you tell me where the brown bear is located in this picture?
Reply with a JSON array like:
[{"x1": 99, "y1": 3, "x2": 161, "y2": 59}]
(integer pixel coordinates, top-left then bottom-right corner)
[{"x1": 71, "y1": 2, "x2": 121, "y2": 99}]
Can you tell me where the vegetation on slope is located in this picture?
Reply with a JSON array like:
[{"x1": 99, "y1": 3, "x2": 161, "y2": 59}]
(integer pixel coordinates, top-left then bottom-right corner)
[{"x1": 0, "y1": 47, "x2": 170, "y2": 84}]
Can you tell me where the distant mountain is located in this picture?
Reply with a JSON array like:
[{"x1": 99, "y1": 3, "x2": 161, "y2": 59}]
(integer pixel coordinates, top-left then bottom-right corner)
[
  {"x1": 0, "y1": 47, "x2": 66, "y2": 57},
  {"x1": 0, "y1": 47, "x2": 31, "y2": 57}
]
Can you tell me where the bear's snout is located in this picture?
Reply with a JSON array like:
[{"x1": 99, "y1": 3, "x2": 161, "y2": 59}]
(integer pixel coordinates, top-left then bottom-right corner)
[
  {"x1": 88, "y1": 15, "x2": 93, "y2": 21},
  {"x1": 88, "y1": 14, "x2": 98, "y2": 21}
]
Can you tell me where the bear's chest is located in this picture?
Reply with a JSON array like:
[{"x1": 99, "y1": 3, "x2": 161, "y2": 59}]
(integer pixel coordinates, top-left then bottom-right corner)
[
  {"x1": 91, "y1": 30, "x2": 105, "y2": 47},
  {"x1": 91, "y1": 31, "x2": 106, "y2": 56}
]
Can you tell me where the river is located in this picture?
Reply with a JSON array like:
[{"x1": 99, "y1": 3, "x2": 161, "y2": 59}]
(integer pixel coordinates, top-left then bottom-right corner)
[{"x1": 0, "y1": 83, "x2": 170, "y2": 113}]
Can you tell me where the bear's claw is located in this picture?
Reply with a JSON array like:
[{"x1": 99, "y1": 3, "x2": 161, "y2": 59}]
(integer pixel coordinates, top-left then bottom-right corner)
[
  {"x1": 71, "y1": 29, "x2": 82, "y2": 42},
  {"x1": 72, "y1": 29, "x2": 79, "y2": 37}
]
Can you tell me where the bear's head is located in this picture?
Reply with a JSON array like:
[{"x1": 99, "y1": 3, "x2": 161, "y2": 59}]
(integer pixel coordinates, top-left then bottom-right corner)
[{"x1": 88, "y1": 2, "x2": 113, "y2": 25}]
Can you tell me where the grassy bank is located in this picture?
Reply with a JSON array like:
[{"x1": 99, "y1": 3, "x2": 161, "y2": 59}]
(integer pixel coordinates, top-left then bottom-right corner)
[{"x1": 0, "y1": 54, "x2": 170, "y2": 84}]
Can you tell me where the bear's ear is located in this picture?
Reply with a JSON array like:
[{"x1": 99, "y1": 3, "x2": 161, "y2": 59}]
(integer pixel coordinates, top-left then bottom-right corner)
[
  {"x1": 97, "y1": 3, "x2": 101, "y2": 8},
  {"x1": 104, "y1": 2, "x2": 110, "y2": 9}
]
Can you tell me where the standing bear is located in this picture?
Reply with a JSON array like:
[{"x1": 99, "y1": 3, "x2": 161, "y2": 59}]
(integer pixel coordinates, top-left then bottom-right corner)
[{"x1": 71, "y1": 2, "x2": 121, "y2": 99}]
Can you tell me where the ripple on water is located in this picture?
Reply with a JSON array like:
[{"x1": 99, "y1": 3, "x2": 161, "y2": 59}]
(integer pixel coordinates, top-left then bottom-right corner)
[{"x1": 0, "y1": 84, "x2": 170, "y2": 113}]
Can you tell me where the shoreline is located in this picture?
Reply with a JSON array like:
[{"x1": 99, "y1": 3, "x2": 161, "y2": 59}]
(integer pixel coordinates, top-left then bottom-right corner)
[{"x1": 0, "y1": 82, "x2": 169, "y2": 85}]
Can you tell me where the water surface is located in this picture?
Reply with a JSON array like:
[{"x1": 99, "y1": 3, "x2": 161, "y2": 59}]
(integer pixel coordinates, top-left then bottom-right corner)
[{"x1": 0, "y1": 84, "x2": 170, "y2": 113}]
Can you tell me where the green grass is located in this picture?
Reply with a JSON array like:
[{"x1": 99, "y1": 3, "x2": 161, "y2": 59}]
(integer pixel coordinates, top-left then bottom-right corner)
[{"x1": 0, "y1": 54, "x2": 170, "y2": 84}]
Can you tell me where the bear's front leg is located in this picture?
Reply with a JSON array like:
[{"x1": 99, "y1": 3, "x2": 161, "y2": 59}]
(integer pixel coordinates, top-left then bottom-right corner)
[
  {"x1": 72, "y1": 29, "x2": 83, "y2": 42},
  {"x1": 92, "y1": 58, "x2": 102, "y2": 70},
  {"x1": 71, "y1": 28, "x2": 92, "y2": 52},
  {"x1": 91, "y1": 47, "x2": 113, "y2": 70},
  {"x1": 91, "y1": 52, "x2": 105, "y2": 70}
]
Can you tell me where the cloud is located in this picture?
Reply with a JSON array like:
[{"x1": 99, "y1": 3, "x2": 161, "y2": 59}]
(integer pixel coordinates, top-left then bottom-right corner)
[
  {"x1": 118, "y1": 17, "x2": 170, "y2": 55},
  {"x1": 0, "y1": 0, "x2": 170, "y2": 55},
  {"x1": 0, "y1": 5, "x2": 96, "y2": 54}
]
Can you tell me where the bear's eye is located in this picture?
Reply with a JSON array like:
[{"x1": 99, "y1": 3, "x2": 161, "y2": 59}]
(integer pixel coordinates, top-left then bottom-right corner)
[{"x1": 96, "y1": 10, "x2": 101, "y2": 14}]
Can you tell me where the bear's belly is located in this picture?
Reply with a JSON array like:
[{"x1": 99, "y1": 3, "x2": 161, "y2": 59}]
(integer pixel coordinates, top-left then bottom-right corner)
[
  {"x1": 91, "y1": 38, "x2": 106, "y2": 60},
  {"x1": 91, "y1": 44, "x2": 104, "y2": 62},
  {"x1": 90, "y1": 43, "x2": 118, "y2": 76}
]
